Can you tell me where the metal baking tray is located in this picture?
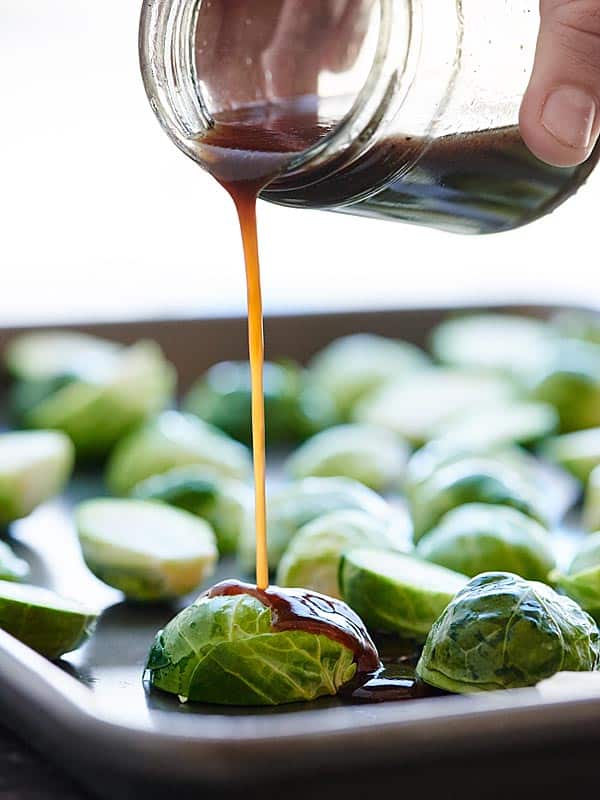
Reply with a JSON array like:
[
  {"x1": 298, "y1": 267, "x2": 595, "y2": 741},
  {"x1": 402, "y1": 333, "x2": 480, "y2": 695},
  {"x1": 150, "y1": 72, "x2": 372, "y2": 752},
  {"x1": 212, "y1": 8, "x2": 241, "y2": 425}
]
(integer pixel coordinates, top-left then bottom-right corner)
[{"x1": 1, "y1": 305, "x2": 600, "y2": 800}]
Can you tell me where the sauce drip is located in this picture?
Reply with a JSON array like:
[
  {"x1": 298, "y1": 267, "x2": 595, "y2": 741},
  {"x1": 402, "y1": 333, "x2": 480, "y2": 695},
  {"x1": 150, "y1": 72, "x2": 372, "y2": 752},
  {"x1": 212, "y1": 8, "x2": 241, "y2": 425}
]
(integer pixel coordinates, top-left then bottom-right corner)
[
  {"x1": 195, "y1": 99, "x2": 337, "y2": 589},
  {"x1": 347, "y1": 670, "x2": 438, "y2": 703},
  {"x1": 206, "y1": 579, "x2": 381, "y2": 675}
]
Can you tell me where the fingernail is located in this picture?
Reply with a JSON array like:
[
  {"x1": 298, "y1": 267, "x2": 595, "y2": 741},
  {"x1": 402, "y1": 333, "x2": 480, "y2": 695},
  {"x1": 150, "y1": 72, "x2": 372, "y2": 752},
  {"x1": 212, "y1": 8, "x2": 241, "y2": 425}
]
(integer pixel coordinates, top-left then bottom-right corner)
[{"x1": 542, "y1": 85, "x2": 597, "y2": 149}]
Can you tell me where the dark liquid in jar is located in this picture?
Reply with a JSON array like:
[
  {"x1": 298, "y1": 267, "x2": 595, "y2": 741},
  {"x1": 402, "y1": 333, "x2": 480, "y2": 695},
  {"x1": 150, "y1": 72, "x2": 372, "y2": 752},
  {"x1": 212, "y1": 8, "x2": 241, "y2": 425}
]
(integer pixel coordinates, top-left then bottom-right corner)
[{"x1": 262, "y1": 117, "x2": 600, "y2": 235}]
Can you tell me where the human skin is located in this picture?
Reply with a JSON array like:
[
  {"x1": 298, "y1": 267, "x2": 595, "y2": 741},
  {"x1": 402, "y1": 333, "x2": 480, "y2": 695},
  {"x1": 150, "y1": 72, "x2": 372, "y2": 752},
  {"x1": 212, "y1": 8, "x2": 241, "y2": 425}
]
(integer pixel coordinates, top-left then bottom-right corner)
[
  {"x1": 521, "y1": 0, "x2": 600, "y2": 167},
  {"x1": 196, "y1": 0, "x2": 600, "y2": 168}
]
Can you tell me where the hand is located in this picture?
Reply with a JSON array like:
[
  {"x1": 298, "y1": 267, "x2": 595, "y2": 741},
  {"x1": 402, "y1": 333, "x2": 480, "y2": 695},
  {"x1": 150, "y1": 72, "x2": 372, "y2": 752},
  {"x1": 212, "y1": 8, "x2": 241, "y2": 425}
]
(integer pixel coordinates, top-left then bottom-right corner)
[
  {"x1": 195, "y1": 0, "x2": 372, "y2": 110},
  {"x1": 521, "y1": 0, "x2": 600, "y2": 167}
]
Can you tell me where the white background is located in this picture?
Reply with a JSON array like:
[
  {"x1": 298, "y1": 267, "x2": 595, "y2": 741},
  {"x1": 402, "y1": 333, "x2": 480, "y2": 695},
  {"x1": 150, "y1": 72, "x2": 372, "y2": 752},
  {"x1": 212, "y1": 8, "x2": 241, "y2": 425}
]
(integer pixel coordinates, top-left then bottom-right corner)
[{"x1": 0, "y1": 0, "x2": 598, "y2": 327}]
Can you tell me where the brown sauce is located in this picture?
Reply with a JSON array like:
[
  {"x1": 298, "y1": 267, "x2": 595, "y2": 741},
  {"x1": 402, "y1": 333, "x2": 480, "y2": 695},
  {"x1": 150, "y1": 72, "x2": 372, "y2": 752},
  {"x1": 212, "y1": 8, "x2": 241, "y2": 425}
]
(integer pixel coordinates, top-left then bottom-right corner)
[
  {"x1": 265, "y1": 121, "x2": 600, "y2": 235},
  {"x1": 347, "y1": 669, "x2": 440, "y2": 704},
  {"x1": 191, "y1": 98, "x2": 592, "y2": 705},
  {"x1": 206, "y1": 579, "x2": 381, "y2": 675}
]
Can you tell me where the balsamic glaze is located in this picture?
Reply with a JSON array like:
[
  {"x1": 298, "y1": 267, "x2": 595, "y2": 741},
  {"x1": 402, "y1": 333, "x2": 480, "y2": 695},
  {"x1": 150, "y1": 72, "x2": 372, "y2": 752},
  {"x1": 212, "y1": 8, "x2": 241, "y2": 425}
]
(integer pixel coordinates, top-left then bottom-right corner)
[{"x1": 206, "y1": 579, "x2": 381, "y2": 675}]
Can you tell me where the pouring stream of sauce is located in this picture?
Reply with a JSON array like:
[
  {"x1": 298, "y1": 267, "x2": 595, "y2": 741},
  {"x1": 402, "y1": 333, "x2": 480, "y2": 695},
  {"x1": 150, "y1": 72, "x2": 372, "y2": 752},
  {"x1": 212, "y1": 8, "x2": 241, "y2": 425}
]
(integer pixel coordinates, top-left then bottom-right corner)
[{"x1": 196, "y1": 99, "x2": 338, "y2": 589}]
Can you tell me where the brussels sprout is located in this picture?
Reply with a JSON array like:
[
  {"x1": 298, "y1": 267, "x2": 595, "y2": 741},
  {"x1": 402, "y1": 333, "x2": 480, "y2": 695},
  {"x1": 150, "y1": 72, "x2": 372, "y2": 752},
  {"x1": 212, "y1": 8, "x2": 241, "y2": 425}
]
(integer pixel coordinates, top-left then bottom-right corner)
[
  {"x1": 106, "y1": 411, "x2": 252, "y2": 496},
  {"x1": 12, "y1": 340, "x2": 176, "y2": 457},
  {"x1": 405, "y1": 440, "x2": 540, "y2": 499},
  {"x1": 541, "y1": 428, "x2": 600, "y2": 482},
  {"x1": 530, "y1": 340, "x2": 600, "y2": 432},
  {"x1": 339, "y1": 548, "x2": 467, "y2": 641},
  {"x1": 406, "y1": 440, "x2": 577, "y2": 527},
  {"x1": 0, "y1": 431, "x2": 74, "y2": 525},
  {"x1": 0, "y1": 542, "x2": 29, "y2": 583},
  {"x1": 553, "y1": 309, "x2": 600, "y2": 345},
  {"x1": 285, "y1": 424, "x2": 409, "y2": 491},
  {"x1": 132, "y1": 467, "x2": 252, "y2": 555},
  {"x1": 433, "y1": 402, "x2": 558, "y2": 449},
  {"x1": 354, "y1": 368, "x2": 516, "y2": 445},
  {"x1": 308, "y1": 334, "x2": 429, "y2": 420},
  {"x1": 583, "y1": 466, "x2": 600, "y2": 532},
  {"x1": 430, "y1": 314, "x2": 557, "y2": 381},
  {"x1": 4, "y1": 331, "x2": 122, "y2": 381},
  {"x1": 416, "y1": 504, "x2": 555, "y2": 581},
  {"x1": 276, "y1": 510, "x2": 411, "y2": 598},
  {"x1": 184, "y1": 360, "x2": 335, "y2": 444},
  {"x1": 76, "y1": 499, "x2": 217, "y2": 602},
  {"x1": 0, "y1": 581, "x2": 98, "y2": 659},
  {"x1": 146, "y1": 581, "x2": 379, "y2": 705},
  {"x1": 552, "y1": 533, "x2": 600, "y2": 620},
  {"x1": 416, "y1": 573, "x2": 599, "y2": 693},
  {"x1": 238, "y1": 477, "x2": 390, "y2": 572},
  {"x1": 409, "y1": 458, "x2": 548, "y2": 543}
]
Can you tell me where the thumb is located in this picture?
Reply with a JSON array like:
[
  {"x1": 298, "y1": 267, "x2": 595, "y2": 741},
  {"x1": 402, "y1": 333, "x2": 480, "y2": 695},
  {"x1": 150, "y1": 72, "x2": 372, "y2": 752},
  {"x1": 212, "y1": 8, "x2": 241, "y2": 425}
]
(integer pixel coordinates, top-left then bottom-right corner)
[{"x1": 520, "y1": 0, "x2": 600, "y2": 167}]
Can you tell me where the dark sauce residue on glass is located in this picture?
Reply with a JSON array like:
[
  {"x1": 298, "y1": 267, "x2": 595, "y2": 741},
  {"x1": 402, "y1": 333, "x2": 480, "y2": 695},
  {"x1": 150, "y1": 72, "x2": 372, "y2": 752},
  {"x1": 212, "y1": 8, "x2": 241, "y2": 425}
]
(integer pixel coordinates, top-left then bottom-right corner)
[{"x1": 206, "y1": 579, "x2": 381, "y2": 675}]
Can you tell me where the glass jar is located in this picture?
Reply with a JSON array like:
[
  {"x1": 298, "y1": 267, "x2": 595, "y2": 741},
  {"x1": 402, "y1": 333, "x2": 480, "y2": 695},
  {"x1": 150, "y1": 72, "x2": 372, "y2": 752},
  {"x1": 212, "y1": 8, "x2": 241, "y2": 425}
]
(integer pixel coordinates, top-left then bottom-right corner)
[{"x1": 140, "y1": 0, "x2": 599, "y2": 234}]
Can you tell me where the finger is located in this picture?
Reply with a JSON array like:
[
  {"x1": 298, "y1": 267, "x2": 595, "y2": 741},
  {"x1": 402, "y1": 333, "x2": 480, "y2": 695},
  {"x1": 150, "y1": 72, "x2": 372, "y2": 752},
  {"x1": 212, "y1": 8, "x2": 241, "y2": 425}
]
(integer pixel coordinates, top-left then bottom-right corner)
[
  {"x1": 197, "y1": 0, "x2": 282, "y2": 109},
  {"x1": 262, "y1": 1, "x2": 332, "y2": 98},
  {"x1": 520, "y1": 0, "x2": 600, "y2": 167},
  {"x1": 324, "y1": 0, "x2": 375, "y2": 73},
  {"x1": 195, "y1": 0, "x2": 224, "y2": 76}
]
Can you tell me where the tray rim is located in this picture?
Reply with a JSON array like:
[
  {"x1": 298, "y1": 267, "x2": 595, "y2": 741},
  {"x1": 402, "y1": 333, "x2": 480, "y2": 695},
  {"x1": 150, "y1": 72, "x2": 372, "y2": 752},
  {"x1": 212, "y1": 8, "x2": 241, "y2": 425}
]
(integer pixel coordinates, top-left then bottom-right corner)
[{"x1": 3, "y1": 626, "x2": 600, "y2": 784}]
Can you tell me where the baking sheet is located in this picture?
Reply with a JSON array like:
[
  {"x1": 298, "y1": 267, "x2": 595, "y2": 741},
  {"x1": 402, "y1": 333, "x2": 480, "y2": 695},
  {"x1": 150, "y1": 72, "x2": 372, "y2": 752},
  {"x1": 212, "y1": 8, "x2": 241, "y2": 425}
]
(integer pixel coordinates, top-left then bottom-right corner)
[{"x1": 0, "y1": 306, "x2": 599, "y2": 800}]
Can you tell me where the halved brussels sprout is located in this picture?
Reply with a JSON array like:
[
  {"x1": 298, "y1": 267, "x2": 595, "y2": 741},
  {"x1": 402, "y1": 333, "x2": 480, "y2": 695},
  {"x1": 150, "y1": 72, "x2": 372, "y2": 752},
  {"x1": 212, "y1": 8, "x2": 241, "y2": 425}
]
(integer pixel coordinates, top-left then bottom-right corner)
[
  {"x1": 416, "y1": 573, "x2": 599, "y2": 693},
  {"x1": 0, "y1": 431, "x2": 74, "y2": 524},
  {"x1": 552, "y1": 533, "x2": 600, "y2": 620},
  {"x1": 541, "y1": 428, "x2": 600, "y2": 482},
  {"x1": 237, "y1": 477, "x2": 391, "y2": 572},
  {"x1": 409, "y1": 457, "x2": 548, "y2": 543},
  {"x1": 354, "y1": 368, "x2": 516, "y2": 445},
  {"x1": 106, "y1": 411, "x2": 252, "y2": 496},
  {"x1": 4, "y1": 331, "x2": 122, "y2": 381},
  {"x1": 184, "y1": 360, "x2": 336, "y2": 444},
  {"x1": 276, "y1": 509, "x2": 411, "y2": 598},
  {"x1": 339, "y1": 548, "x2": 467, "y2": 641},
  {"x1": 76, "y1": 499, "x2": 217, "y2": 602},
  {"x1": 146, "y1": 580, "x2": 380, "y2": 705},
  {"x1": 132, "y1": 467, "x2": 252, "y2": 556},
  {"x1": 552, "y1": 309, "x2": 600, "y2": 345},
  {"x1": 416, "y1": 504, "x2": 555, "y2": 581},
  {"x1": 530, "y1": 340, "x2": 600, "y2": 432},
  {"x1": 584, "y1": 466, "x2": 600, "y2": 532},
  {"x1": 430, "y1": 314, "x2": 557, "y2": 381},
  {"x1": 0, "y1": 542, "x2": 29, "y2": 582},
  {"x1": 12, "y1": 339, "x2": 176, "y2": 457},
  {"x1": 433, "y1": 402, "x2": 558, "y2": 449},
  {"x1": 0, "y1": 581, "x2": 98, "y2": 659},
  {"x1": 406, "y1": 440, "x2": 577, "y2": 527},
  {"x1": 285, "y1": 424, "x2": 409, "y2": 491},
  {"x1": 308, "y1": 334, "x2": 429, "y2": 420}
]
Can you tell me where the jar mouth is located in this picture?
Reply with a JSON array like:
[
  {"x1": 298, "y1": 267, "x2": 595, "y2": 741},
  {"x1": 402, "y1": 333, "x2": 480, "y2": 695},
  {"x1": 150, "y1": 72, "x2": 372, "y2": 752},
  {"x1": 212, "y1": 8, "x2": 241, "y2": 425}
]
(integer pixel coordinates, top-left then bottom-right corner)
[{"x1": 140, "y1": 0, "x2": 419, "y2": 186}]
